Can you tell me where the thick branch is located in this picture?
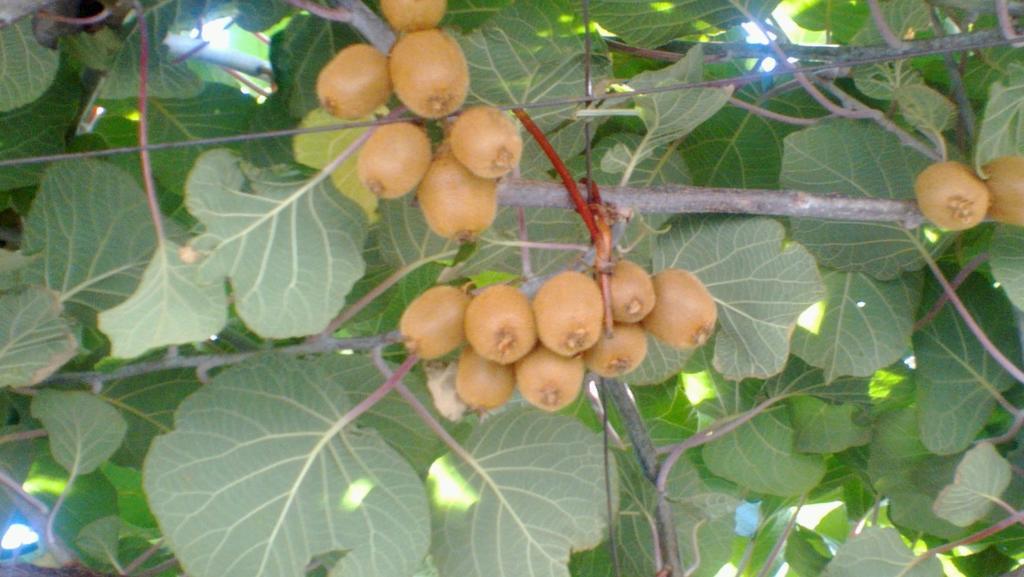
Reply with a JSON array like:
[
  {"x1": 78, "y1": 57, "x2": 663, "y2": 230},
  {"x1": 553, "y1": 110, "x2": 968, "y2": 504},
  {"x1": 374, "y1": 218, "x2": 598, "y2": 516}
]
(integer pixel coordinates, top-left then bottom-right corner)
[
  {"x1": 329, "y1": 0, "x2": 395, "y2": 53},
  {"x1": 500, "y1": 179, "x2": 926, "y2": 228}
]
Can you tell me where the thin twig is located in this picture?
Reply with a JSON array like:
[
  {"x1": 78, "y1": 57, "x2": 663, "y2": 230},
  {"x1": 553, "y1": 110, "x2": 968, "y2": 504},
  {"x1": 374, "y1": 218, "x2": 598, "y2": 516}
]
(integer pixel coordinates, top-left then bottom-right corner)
[
  {"x1": 284, "y1": 0, "x2": 352, "y2": 21},
  {"x1": 922, "y1": 509, "x2": 1024, "y2": 558},
  {"x1": 928, "y1": 8, "x2": 976, "y2": 148},
  {"x1": 134, "y1": 557, "x2": 180, "y2": 577},
  {"x1": 913, "y1": 252, "x2": 990, "y2": 331},
  {"x1": 46, "y1": 471, "x2": 77, "y2": 563},
  {"x1": 754, "y1": 496, "x2": 806, "y2": 577},
  {"x1": 121, "y1": 538, "x2": 164, "y2": 576},
  {"x1": 36, "y1": 7, "x2": 110, "y2": 25},
  {"x1": 726, "y1": 97, "x2": 819, "y2": 126},
  {"x1": 867, "y1": 0, "x2": 908, "y2": 49},
  {"x1": 132, "y1": 0, "x2": 165, "y2": 244},
  {"x1": 0, "y1": 428, "x2": 47, "y2": 445}
]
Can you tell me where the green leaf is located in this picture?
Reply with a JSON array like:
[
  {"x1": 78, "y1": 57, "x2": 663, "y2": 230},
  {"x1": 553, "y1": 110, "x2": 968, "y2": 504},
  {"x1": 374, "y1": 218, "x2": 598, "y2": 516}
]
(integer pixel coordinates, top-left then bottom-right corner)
[
  {"x1": 826, "y1": 527, "x2": 941, "y2": 577},
  {"x1": 896, "y1": 84, "x2": 956, "y2": 134},
  {"x1": 31, "y1": 390, "x2": 127, "y2": 476},
  {"x1": 850, "y1": 0, "x2": 930, "y2": 46},
  {"x1": 592, "y1": 132, "x2": 691, "y2": 186},
  {"x1": 29, "y1": 456, "x2": 120, "y2": 547},
  {"x1": 933, "y1": 443, "x2": 1012, "y2": 527},
  {"x1": 791, "y1": 270, "x2": 920, "y2": 382},
  {"x1": 0, "y1": 18, "x2": 59, "y2": 111},
  {"x1": 591, "y1": 0, "x2": 778, "y2": 48},
  {"x1": 792, "y1": 0, "x2": 867, "y2": 44},
  {"x1": 98, "y1": 242, "x2": 227, "y2": 359},
  {"x1": 785, "y1": 526, "x2": 831, "y2": 577},
  {"x1": 614, "y1": 49, "x2": 732, "y2": 186},
  {"x1": 702, "y1": 405, "x2": 826, "y2": 496},
  {"x1": 76, "y1": 516, "x2": 122, "y2": 569},
  {"x1": 0, "y1": 248, "x2": 33, "y2": 291},
  {"x1": 976, "y1": 63, "x2": 1024, "y2": 168},
  {"x1": 624, "y1": 331, "x2": 694, "y2": 386},
  {"x1": 144, "y1": 354, "x2": 429, "y2": 577},
  {"x1": 653, "y1": 216, "x2": 825, "y2": 380},
  {"x1": 853, "y1": 62, "x2": 922, "y2": 101},
  {"x1": 781, "y1": 120, "x2": 934, "y2": 280},
  {"x1": 272, "y1": 14, "x2": 362, "y2": 119},
  {"x1": 0, "y1": 288, "x2": 76, "y2": 387},
  {"x1": 293, "y1": 108, "x2": 376, "y2": 218},
  {"x1": 789, "y1": 396, "x2": 870, "y2": 454},
  {"x1": 0, "y1": 62, "x2": 80, "y2": 191},
  {"x1": 21, "y1": 160, "x2": 157, "y2": 322},
  {"x1": 186, "y1": 149, "x2": 367, "y2": 338},
  {"x1": 992, "y1": 224, "x2": 1024, "y2": 310},
  {"x1": 101, "y1": 1, "x2": 204, "y2": 100},
  {"x1": 99, "y1": 370, "x2": 201, "y2": 468},
  {"x1": 915, "y1": 273, "x2": 1021, "y2": 455},
  {"x1": 430, "y1": 409, "x2": 609, "y2": 577},
  {"x1": 444, "y1": 0, "x2": 514, "y2": 29}
]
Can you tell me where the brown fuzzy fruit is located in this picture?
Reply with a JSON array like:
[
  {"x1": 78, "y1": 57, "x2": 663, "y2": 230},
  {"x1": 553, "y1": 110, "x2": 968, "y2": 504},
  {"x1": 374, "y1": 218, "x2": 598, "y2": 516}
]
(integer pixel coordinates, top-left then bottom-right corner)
[
  {"x1": 464, "y1": 284, "x2": 537, "y2": 364},
  {"x1": 380, "y1": 0, "x2": 447, "y2": 32},
  {"x1": 417, "y1": 151, "x2": 497, "y2": 241},
  {"x1": 316, "y1": 44, "x2": 391, "y2": 119},
  {"x1": 449, "y1": 106, "x2": 523, "y2": 178},
  {"x1": 357, "y1": 122, "x2": 432, "y2": 199},
  {"x1": 400, "y1": 286, "x2": 471, "y2": 359},
  {"x1": 515, "y1": 346, "x2": 584, "y2": 412},
  {"x1": 389, "y1": 29, "x2": 469, "y2": 119},
  {"x1": 643, "y1": 269, "x2": 717, "y2": 349},
  {"x1": 455, "y1": 347, "x2": 515, "y2": 410},
  {"x1": 583, "y1": 323, "x2": 648, "y2": 378},
  {"x1": 609, "y1": 260, "x2": 656, "y2": 323},
  {"x1": 914, "y1": 161, "x2": 990, "y2": 231},
  {"x1": 983, "y1": 156, "x2": 1024, "y2": 226},
  {"x1": 532, "y1": 271, "x2": 604, "y2": 357}
]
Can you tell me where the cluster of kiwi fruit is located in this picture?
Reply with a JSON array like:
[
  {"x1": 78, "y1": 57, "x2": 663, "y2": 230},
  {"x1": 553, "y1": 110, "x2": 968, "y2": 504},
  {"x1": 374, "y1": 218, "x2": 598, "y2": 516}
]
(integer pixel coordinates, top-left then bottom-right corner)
[
  {"x1": 314, "y1": 0, "x2": 523, "y2": 241},
  {"x1": 914, "y1": 155, "x2": 1024, "y2": 230},
  {"x1": 400, "y1": 261, "x2": 719, "y2": 414}
]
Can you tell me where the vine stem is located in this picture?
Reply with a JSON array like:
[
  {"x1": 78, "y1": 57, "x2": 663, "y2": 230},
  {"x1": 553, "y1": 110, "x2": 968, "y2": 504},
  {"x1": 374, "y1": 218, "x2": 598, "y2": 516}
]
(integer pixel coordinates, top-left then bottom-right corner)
[
  {"x1": 339, "y1": 354, "x2": 419, "y2": 428},
  {"x1": 913, "y1": 252, "x2": 990, "y2": 331},
  {"x1": 0, "y1": 428, "x2": 47, "y2": 444},
  {"x1": 121, "y1": 538, "x2": 164, "y2": 576},
  {"x1": 921, "y1": 509, "x2": 1024, "y2": 559},
  {"x1": 132, "y1": 1, "x2": 165, "y2": 244},
  {"x1": 754, "y1": 496, "x2": 806, "y2": 577}
]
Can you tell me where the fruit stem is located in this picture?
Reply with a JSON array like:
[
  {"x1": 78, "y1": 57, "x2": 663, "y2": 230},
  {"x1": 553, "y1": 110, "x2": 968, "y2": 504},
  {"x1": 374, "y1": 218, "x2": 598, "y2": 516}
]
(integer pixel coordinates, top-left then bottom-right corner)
[{"x1": 512, "y1": 108, "x2": 602, "y2": 245}]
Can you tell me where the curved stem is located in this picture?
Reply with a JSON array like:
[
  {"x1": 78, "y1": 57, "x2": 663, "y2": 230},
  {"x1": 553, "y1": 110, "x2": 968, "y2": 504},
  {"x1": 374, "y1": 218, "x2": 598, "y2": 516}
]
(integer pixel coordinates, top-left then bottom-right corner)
[
  {"x1": 867, "y1": 0, "x2": 908, "y2": 49},
  {"x1": 913, "y1": 252, "x2": 990, "y2": 331},
  {"x1": 132, "y1": 1, "x2": 165, "y2": 244}
]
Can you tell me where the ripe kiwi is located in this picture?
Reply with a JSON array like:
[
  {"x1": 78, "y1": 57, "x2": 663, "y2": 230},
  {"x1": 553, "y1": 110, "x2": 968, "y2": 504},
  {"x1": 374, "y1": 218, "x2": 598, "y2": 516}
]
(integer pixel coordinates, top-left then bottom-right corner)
[
  {"x1": 316, "y1": 43, "x2": 391, "y2": 119},
  {"x1": 389, "y1": 29, "x2": 469, "y2": 119},
  {"x1": 449, "y1": 106, "x2": 523, "y2": 178},
  {"x1": 416, "y1": 150, "x2": 497, "y2": 241},
  {"x1": 532, "y1": 271, "x2": 604, "y2": 357},
  {"x1": 455, "y1": 347, "x2": 515, "y2": 410},
  {"x1": 464, "y1": 284, "x2": 537, "y2": 364},
  {"x1": 609, "y1": 260, "x2": 656, "y2": 323},
  {"x1": 400, "y1": 285, "x2": 471, "y2": 359},
  {"x1": 643, "y1": 269, "x2": 717, "y2": 350},
  {"x1": 914, "y1": 161, "x2": 990, "y2": 230},
  {"x1": 515, "y1": 346, "x2": 584, "y2": 412},
  {"x1": 380, "y1": 0, "x2": 447, "y2": 32},
  {"x1": 357, "y1": 122, "x2": 432, "y2": 199},
  {"x1": 583, "y1": 323, "x2": 648, "y2": 378},
  {"x1": 983, "y1": 156, "x2": 1024, "y2": 226}
]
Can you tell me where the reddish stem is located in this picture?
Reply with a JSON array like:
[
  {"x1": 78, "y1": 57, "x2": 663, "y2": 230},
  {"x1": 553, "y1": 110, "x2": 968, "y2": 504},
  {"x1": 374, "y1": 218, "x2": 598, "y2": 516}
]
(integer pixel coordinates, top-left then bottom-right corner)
[
  {"x1": 512, "y1": 108, "x2": 601, "y2": 245},
  {"x1": 133, "y1": 1, "x2": 166, "y2": 243}
]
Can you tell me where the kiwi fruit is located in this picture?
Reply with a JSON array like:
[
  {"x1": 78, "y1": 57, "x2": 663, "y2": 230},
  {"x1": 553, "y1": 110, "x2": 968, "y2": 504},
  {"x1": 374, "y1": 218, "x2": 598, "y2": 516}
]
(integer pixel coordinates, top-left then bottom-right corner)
[
  {"x1": 449, "y1": 106, "x2": 523, "y2": 178},
  {"x1": 400, "y1": 285, "x2": 471, "y2": 359},
  {"x1": 389, "y1": 29, "x2": 469, "y2": 119},
  {"x1": 455, "y1": 347, "x2": 516, "y2": 410},
  {"x1": 357, "y1": 122, "x2": 432, "y2": 199},
  {"x1": 380, "y1": 0, "x2": 447, "y2": 32},
  {"x1": 532, "y1": 271, "x2": 604, "y2": 357},
  {"x1": 983, "y1": 156, "x2": 1024, "y2": 226},
  {"x1": 583, "y1": 323, "x2": 648, "y2": 378},
  {"x1": 464, "y1": 284, "x2": 537, "y2": 364},
  {"x1": 643, "y1": 269, "x2": 717, "y2": 350},
  {"x1": 914, "y1": 161, "x2": 990, "y2": 231},
  {"x1": 515, "y1": 346, "x2": 584, "y2": 412},
  {"x1": 609, "y1": 260, "x2": 656, "y2": 323},
  {"x1": 417, "y1": 150, "x2": 497, "y2": 241},
  {"x1": 316, "y1": 43, "x2": 391, "y2": 119}
]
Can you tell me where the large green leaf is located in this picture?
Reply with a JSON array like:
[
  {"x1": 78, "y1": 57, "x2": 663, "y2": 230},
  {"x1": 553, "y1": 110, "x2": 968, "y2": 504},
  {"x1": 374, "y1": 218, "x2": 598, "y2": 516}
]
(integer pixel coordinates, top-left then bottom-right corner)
[
  {"x1": 99, "y1": 369, "x2": 201, "y2": 468},
  {"x1": 792, "y1": 270, "x2": 920, "y2": 382},
  {"x1": 915, "y1": 273, "x2": 1021, "y2": 455},
  {"x1": 976, "y1": 63, "x2": 1024, "y2": 169},
  {"x1": 0, "y1": 288, "x2": 76, "y2": 388},
  {"x1": 21, "y1": 160, "x2": 157, "y2": 322},
  {"x1": 592, "y1": 132, "x2": 691, "y2": 187},
  {"x1": 591, "y1": 0, "x2": 779, "y2": 48},
  {"x1": 186, "y1": 149, "x2": 367, "y2": 338},
  {"x1": 653, "y1": 216, "x2": 824, "y2": 380},
  {"x1": 31, "y1": 391, "x2": 127, "y2": 476},
  {"x1": 992, "y1": 224, "x2": 1024, "y2": 310},
  {"x1": 826, "y1": 527, "x2": 941, "y2": 577},
  {"x1": 98, "y1": 242, "x2": 227, "y2": 359},
  {"x1": 144, "y1": 354, "x2": 429, "y2": 577},
  {"x1": 430, "y1": 409, "x2": 609, "y2": 577},
  {"x1": 624, "y1": 331, "x2": 694, "y2": 386},
  {"x1": 933, "y1": 443, "x2": 1012, "y2": 527},
  {"x1": 702, "y1": 405, "x2": 826, "y2": 496},
  {"x1": 612, "y1": 49, "x2": 731, "y2": 186},
  {"x1": 0, "y1": 18, "x2": 59, "y2": 111},
  {"x1": 101, "y1": 0, "x2": 206, "y2": 99},
  {"x1": 781, "y1": 120, "x2": 934, "y2": 280},
  {"x1": 789, "y1": 396, "x2": 871, "y2": 454}
]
